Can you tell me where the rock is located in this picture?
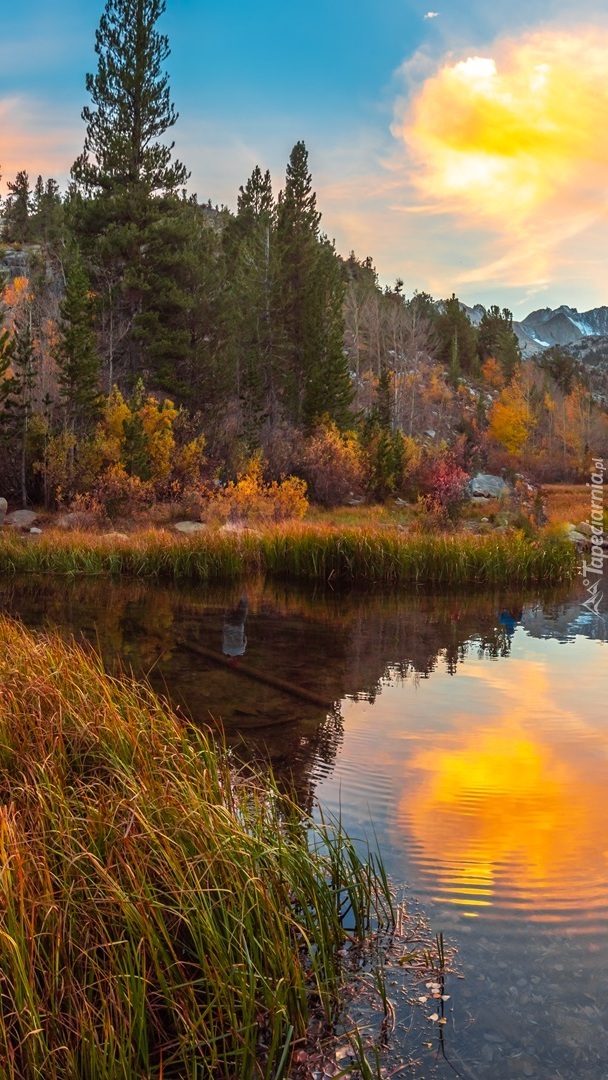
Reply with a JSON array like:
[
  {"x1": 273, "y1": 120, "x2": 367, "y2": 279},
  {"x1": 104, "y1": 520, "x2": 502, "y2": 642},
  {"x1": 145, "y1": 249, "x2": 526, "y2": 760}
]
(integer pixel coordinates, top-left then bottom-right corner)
[
  {"x1": 4, "y1": 509, "x2": 38, "y2": 529},
  {"x1": 173, "y1": 521, "x2": 208, "y2": 534},
  {"x1": 567, "y1": 530, "x2": 588, "y2": 543},
  {"x1": 103, "y1": 531, "x2": 130, "y2": 541},
  {"x1": 469, "y1": 473, "x2": 512, "y2": 499},
  {"x1": 0, "y1": 497, "x2": 6, "y2": 525},
  {"x1": 471, "y1": 496, "x2": 491, "y2": 505},
  {"x1": 29, "y1": 527, "x2": 42, "y2": 535},
  {"x1": 576, "y1": 520, "x2": 595, "y2": 537},
  {"x1": 55, "y1": 510, "x2": 99, "y2": 530}
]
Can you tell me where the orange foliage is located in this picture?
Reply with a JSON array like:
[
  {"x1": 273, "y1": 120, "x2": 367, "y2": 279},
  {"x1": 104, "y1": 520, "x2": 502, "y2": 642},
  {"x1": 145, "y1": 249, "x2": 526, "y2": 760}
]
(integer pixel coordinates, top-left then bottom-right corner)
[{"x1": 488, "y1": 377, "x2": 535, "y2": 456}]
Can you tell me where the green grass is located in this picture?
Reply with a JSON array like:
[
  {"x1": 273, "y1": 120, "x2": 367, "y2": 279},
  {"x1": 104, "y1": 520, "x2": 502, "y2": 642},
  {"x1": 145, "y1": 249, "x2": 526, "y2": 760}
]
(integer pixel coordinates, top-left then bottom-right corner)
[
  {"x1": 0, "y1": 618, "x2": 394, "y2": 1079},
  {"x1": 0, "y1": 523, "x2": 576, "y2": 587}
]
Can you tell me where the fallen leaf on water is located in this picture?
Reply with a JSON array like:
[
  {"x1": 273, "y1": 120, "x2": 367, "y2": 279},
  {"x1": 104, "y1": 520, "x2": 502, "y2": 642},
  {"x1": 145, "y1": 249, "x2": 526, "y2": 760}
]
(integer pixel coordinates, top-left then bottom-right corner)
[
  {"x1": 441, "y1": 995, "x2": 450, "y2": 1001},
  {"x1": 438, "y1": 1018, "x2": 447, "y2": 1025},
  {"x1": 427, "y1": 1013, "x2": 439, "y2": 1022},
  {"x1": 418, "y1": 996, "x2": 428, "y2": 1004}
]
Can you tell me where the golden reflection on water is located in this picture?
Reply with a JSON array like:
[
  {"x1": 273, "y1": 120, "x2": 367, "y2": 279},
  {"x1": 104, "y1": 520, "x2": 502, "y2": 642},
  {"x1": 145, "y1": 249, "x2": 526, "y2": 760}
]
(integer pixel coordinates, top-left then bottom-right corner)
[{"x1": 395, "y1": 657, "x2": 608, "y2": 923}]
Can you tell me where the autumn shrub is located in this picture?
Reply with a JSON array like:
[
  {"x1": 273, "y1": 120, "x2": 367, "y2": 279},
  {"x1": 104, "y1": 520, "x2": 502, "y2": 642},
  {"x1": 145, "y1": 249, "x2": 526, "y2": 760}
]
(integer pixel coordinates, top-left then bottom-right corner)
[
  {"x1": 419, "y1": 451, "x2": 469, "y2": 521},
  {"x1": 300, "y1": 421, "x2": 364, "y2": 506},
  {"x1": 72, "y1": 464, "x2": 154, "y2": 523},
  {"x1": 203, "y1": 456, "x2": 308, "y2": 524},
  {"x1": 260, "y1": 421, "x2": 305, "y2": 480}
]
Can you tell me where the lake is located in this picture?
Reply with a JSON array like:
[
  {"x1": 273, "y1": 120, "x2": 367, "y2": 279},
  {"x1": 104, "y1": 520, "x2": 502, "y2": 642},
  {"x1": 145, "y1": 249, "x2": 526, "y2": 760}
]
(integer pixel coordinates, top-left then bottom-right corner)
[{"x1": 1, "y1": 573, "x2": 606, "y2": 1079}]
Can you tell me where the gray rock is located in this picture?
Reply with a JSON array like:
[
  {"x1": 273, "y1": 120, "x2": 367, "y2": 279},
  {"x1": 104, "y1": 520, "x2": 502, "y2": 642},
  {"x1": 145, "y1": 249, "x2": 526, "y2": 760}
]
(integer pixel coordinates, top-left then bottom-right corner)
[
  {"x1": 55, "y1": 511, "x2": 97, "y2": 530},
  {"x1": 567, "y1": 530, "x2": 588, "y2": 543},
  {"x1": 0, "y1": 497, "x2": 7, "y2": 526},
  {"x1": 5, "y1": 509, "x2": 38, "y2": 529},
  {"x1": 173, "y1": 521, "x2": 207, "y2": 534},
  {"x1": 29, "y1": 527, "x2": 42, "y2": 535},
  {"x1": 576, "y1": 520, "x2": 595, "y2": 537},
  {"x1": 469, "y1": 473, "x2": 512, "y2": 499}
]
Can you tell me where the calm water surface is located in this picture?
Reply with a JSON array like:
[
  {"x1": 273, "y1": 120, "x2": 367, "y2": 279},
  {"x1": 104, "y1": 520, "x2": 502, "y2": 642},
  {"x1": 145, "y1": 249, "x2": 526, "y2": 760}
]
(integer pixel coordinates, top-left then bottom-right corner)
[{"x1": 1, "y1": 574, "x2": 607, "y2": 1079}]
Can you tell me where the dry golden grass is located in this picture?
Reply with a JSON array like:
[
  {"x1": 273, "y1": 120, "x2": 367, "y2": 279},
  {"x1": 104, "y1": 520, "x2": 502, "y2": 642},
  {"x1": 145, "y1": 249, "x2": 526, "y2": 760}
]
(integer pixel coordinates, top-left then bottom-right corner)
[
  {"x1": 0, "y1": 617, "x2": 394, "y2": 1078},
  {"x1": 543, "y1": 485, "x2": 595, "y2": 527}
]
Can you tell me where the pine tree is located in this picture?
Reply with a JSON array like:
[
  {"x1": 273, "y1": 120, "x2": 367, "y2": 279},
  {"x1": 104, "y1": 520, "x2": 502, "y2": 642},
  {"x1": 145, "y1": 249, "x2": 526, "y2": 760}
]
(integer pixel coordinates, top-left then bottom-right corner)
[
  {"x1": 2, "y1": 171, "x2": 32, "y2": 243},
  {"x1": 477, "y1": 305, "x2": 521, "y2": 381},
  {"x1": 275, "y1": 142, "x2": 351, "y2": 430},
  {"x1": 54, "y1": 256, "x2": 104, "y2": 434},
  {"x1": 437, "y1": 294, "x2": 478, "y2": 376},
  {"x1": 226, "y1": 166, "x2": 278, "y2": 443},
  {"x1": 72, "y1": 0, "x2": 188, "y2": 196},
  {"x1": 71, "y1": 0, "x2": 192, "y2": 390},
  {"x1": 0, "y1": 303, "x2": 15, "y2": 415},
  {"x1": 301, "y1": 237, "x2": 352, "y2": 430},
  {"x1": 31, "y1": 177, "x2": 64, "y2": 247},
  {"x1": 6, "y1": 306, "x2": 38, "y2": 507}
]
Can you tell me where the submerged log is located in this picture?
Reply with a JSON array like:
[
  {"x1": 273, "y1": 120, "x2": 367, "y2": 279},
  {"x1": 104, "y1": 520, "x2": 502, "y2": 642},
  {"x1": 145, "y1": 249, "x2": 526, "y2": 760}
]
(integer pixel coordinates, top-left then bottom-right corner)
[{"x1": 176, "y1": 638, "x2": 334, "y2": 711}]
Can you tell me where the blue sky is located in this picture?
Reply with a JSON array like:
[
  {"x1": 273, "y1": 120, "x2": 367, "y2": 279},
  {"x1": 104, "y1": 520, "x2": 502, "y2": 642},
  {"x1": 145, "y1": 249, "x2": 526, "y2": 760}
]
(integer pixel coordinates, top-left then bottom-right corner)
[{"x1": 2, "y1": 0, "x2": 608, "y2": 313}]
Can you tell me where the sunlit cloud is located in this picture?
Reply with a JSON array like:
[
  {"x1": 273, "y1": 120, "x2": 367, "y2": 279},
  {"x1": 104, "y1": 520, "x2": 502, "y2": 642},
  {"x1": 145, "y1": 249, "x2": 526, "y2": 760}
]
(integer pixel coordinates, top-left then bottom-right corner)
[
  {"x1": 0, "y1": 96, "x2": 80, "y2": 191},
  {"x1": 393, "y1": 27, "x2": 608, "y2": 294}
]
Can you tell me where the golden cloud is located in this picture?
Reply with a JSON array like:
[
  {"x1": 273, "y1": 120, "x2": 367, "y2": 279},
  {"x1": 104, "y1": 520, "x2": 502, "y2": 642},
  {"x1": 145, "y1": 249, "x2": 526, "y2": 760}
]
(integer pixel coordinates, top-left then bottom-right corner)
[{"x1": 393, "y1": 28, "x2": 608, "y2": 290}]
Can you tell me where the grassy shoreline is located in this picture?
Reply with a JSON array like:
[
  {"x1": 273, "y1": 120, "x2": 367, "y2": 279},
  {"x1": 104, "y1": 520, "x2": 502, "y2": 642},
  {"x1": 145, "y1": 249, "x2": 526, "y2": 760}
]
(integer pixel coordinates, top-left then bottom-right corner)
[
  {"x1": 0, "y1": 617, "x2": 394, "y2": 1078},
  {"x1": 0, "y1": 524, "x2": 576, "y2": 587}
]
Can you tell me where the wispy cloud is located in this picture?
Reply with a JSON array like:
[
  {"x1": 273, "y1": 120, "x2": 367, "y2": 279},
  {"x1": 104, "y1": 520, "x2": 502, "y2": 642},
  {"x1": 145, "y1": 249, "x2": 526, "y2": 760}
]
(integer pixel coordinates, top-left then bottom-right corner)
[{"x1": 0, "y1": 96, "x2": 81, "y2": 190}]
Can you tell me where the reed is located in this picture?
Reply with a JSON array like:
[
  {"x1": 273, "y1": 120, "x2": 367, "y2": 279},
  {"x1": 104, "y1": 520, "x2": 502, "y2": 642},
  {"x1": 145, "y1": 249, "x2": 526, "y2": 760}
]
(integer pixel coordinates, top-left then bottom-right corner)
[
  {"x1": 0, "y1": 618, "x2": 393, "y2": 1079},
  {"x1": 0, "y1": 523, "x2": 576, "y2": 587}
]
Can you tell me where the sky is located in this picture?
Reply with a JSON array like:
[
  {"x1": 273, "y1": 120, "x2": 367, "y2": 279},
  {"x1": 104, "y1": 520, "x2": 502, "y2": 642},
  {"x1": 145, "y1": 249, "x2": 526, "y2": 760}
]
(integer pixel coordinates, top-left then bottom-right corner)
[{"x1": 2, "y1": 0, "x2": 608, "y2": 315}]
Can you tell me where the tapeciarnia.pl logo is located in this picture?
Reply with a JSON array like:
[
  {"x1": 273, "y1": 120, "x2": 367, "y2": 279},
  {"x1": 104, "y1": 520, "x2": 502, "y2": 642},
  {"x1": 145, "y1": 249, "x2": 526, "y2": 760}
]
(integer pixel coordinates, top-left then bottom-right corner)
[{"x1": 581, "y1": 458, "x2": 606, "y2": 619}]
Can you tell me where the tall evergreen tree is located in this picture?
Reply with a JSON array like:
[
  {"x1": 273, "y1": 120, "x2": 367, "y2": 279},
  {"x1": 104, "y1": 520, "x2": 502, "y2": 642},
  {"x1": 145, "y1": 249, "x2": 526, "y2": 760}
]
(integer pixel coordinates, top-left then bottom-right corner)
[
  {"x1": 5, "y1": 305, "x2": 38, "y2": 507},
  {"x1": 71, "y1": 0, "x2": 192, "y2": 391},
  {"x1": 436, "y1": 294, "x2": 478, "y2": 377},
  {"x1": 2, "y1": 171, "x2": 32, "y2": 243},
  {"x1": 72, "y1": 0, "x2": 188, "y2": 196},
  {"x1": 54, "y1": 256, "x2": 104, "y2": 433},
  {"x1": 31, "y1": 177, "x2": 64, "y2": 247},
  {"x1": 301, "y1": 237, "x2": 352, "y2": 429},
  {"x1": 0, "y1": 304, "x2": 15, "y2": 415},
  {"x1": 227, "y1": 166, "x2": 278, "y2": 443},
  {"x1": 275, "y1": 142, "x2": 351, "y2": 429},
  {"x1": 477, "y1": 305, "x2": 521, "y2": 381}
]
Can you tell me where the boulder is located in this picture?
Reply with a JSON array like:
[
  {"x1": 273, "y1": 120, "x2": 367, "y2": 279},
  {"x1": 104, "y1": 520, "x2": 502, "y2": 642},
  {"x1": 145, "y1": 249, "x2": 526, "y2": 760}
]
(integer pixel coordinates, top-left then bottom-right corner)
[
  {"x1": 0, "y1": 497, "x2": 7, "y2": 526},
  {"x1": 173, "y1": 521, "x2": 208, "y2": 534},
  {"x1": 469, "y1": 473, "x2": 512, "y2": 499},
  {"x1": 29, "y1": 527, "x2": 42, "y2": 535},
  {"x1": 576, "y1": 521, "x2": 594, "y2": 537},
  {"x1": 5, "y1": 509, "x2": 38, "y2": 529}
]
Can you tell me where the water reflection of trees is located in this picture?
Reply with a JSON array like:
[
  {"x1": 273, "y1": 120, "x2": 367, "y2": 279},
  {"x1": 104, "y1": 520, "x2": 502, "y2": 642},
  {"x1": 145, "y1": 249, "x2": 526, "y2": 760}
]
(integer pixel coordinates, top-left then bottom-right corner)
[{"x1": 0, "y1": 575, "x2": 589, "y2": 804}]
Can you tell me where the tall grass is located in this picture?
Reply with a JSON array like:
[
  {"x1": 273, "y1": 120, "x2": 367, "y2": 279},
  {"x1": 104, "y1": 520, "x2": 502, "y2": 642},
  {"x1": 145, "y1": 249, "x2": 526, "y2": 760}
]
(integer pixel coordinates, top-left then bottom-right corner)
[
  {"x1": 0, "y1": 524, "x2": 576, "y2": 587},
  {"x1": 0, "y1": 618, "x2": 393, "y2": 1079}
]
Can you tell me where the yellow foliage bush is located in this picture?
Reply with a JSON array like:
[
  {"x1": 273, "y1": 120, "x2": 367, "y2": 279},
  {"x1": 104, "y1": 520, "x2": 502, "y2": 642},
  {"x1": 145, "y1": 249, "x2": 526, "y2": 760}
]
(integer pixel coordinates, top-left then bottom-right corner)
[
  {"x1": 204, "y1": 457, "x2": 308, "y2": 524},
  {"x1": 488, "y1": 377, "x2": 536, "y2": 456}
]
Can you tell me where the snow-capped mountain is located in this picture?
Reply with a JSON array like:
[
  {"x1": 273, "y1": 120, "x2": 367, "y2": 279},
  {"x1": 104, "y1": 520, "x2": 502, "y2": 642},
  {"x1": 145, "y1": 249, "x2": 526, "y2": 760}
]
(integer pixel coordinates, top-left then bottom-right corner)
[{"x1": 517, "y1": 305, "x2": 608, "y2": 353}]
